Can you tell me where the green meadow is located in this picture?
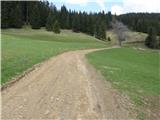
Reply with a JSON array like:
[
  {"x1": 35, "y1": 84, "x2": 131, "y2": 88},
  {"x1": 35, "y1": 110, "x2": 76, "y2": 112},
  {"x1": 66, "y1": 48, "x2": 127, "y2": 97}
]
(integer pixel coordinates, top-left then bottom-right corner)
[
  {"x1": 1, "y1": 27, "x2": 106, "y2": 84},
  {"x1": 86, "y1": 47, "x2": 160, "y2": 119}
]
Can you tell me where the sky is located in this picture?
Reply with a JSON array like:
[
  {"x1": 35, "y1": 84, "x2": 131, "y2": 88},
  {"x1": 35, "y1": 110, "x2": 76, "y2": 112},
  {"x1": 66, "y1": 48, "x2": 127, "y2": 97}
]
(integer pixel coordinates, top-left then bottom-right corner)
[{"x1": 48, "y1": 0, "x2": 160, "y2": 15}]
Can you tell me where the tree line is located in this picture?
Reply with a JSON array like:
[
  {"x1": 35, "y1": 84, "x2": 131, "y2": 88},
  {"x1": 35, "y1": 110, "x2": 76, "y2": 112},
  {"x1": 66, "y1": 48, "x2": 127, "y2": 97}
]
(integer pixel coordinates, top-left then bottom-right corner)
[
  {"x1": 118, "y1": 13, "x2": 160, "y2": 49},
  {"x1": 118, "y1": 13, "x2": 160, "y2": 35},
  {"x1": 1, "y1": 1, "x2": 113, "y2": 40}
]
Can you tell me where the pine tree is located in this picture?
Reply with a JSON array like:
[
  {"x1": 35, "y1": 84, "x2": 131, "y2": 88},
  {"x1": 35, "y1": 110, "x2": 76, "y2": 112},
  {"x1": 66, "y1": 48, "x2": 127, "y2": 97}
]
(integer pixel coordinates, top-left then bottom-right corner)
[
  {"x1": 94, "y1": 20, "x2": 106, "y2": 40},
  {"x1": 72, "y1": 17, "x2": 77, "y2": 32},
  {"x1": 53, "y1": 20, "x2": 60, "y2": 34},
  {"x1": 46, "y1": 11, "x2": 55, "y2": 31},
  {"x1": 11, "y1": 3, "x2": 23, "y2": 28},
  {"x1": 30, "y1": 3, "x2": 41, "y2": 29},
  {"x1": 72, "y1": 14, "x2": 80, "y2": 32},
  {"x1": 39, "y1": 1, "x2": 50, "y2": 27},
  {"x1": 86, "y1": 16, "x2": 90, "y2": 34},
  {"x1": 145, "y1": 27, "x2": 157, "y2": 48},
  {"x1": 68, "y1": 10, "x2": 73, "y2": 29},
  {"x1": 1, "y1": 2, "x2": 10, "y2": 28},
  {"x1": 108, "y1": 11, "x2": 112, "y2": 22},
  {"x1": 60, "y1": 5, "x2": 68, "y2": 28},
  {"x1": 100, "y1": 21, "x2": 107, "y2": 40},
  {"x1": 94, "y1": 20, "x2": 100, "y2": 39},
  {"x1": 88, "y1": 16, "x2": 94, "y2": 36},
  {"x1": 66, "y1": 13, "x2": 70, "y2": 29},
  {"x1": 158, "y1": 37, "x2": 160, "y2": 49}
]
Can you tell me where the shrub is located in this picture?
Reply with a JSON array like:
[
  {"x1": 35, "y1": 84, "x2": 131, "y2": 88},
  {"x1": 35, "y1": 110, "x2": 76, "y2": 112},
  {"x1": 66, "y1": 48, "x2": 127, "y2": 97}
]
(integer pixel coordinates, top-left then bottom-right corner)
[
  {"x1": 107, "y1": 37, "x2": 111, "y2": 41},
  {"x1": 53, "y1": 20, "x2": 61, "y2": 34}
]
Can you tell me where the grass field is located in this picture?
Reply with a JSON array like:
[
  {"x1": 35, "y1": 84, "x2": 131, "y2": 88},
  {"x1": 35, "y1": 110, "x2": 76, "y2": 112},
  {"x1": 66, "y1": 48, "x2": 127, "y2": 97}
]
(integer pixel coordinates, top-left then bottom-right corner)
[
  {"x1": 86, "y1": 47, "x2": 160, "y2": 119},
  {"x1": 1, "y1": 27, "x2": 106, "y2": 84}
]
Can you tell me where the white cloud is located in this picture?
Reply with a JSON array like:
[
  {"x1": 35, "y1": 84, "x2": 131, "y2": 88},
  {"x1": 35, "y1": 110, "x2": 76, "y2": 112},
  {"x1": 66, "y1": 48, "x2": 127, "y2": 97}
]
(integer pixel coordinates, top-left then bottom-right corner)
[
  {"x1": 65, "y1": 0, "x2": 89, "y2": 5},
  {"x1": 123, "y1": 0, "x2": 160, "y2": 13},
  {"x1": 65, "y1": 0, "x2": 106, "y2": 10},
  {"x1": 111, "y1": 0, "x2": 160, "y2": 15},
  {"x1": 111, "y1": 5, "x2": 123, "y2": 15},
  {"x1": 53, "y1": 0, "x2": 160, "y2": 13},
  {"x1": 96, "y1": 0, "x2": 105, "y2": 10}
]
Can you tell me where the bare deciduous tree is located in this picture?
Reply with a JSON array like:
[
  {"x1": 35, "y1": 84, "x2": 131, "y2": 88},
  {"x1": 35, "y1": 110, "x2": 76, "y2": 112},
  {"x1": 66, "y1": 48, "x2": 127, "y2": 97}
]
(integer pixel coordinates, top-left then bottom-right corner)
[{"x1": 112, "y1": 21, "x2": 128, "y2": 46}]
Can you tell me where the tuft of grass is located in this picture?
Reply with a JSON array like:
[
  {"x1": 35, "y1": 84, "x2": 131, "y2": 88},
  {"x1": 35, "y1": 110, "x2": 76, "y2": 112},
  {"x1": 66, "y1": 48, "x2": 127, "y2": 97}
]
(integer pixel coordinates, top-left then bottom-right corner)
[
  {"x1": 1, "y1": 28, "x2": 107, "y2": 84},
  {"x1": 86, "y1": 47, "x2": 160, "y2": 119}
]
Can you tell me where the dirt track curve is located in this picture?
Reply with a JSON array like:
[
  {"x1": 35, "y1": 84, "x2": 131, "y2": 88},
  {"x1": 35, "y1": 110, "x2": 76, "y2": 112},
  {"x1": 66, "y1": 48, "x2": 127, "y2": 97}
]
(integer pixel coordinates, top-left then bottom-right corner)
[{"x1": 2, "y1": 47, "x2": 134, "y2": 119}]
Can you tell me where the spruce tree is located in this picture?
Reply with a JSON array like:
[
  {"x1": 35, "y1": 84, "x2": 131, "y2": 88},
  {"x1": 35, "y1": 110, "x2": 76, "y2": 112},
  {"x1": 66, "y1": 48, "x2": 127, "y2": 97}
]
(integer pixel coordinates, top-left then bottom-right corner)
[
  {"x1": 1, "y1": 2, "x2": 10, "y2": 28},
  {"x1": 39, "y1": 1, "x2": 49, "y2": 27},
  {"x1": 60, "y1": 5, "x2": 68, "y2": 28},
  {"x1": 94, "y1": 20, "x2": 106, "y2": 40},
  {"x1": 88, "y1": 16, "x2": 94, "y2": 36},
  {"x1": 158, "y1": 37, "x2": 160, "y2": 49},
  {"x1": 145, "y1": 27, "x2": 158, "y2": 49},
  {"x1": 150, "y1": 30, "x2": 157, "y2": 48},
  {"x1": 30, "y1": 3, "x2": 41, "y2": 29},
  {"x1": 68, "y1": 10, "x2": 72, "y2": 29},
  {"x1": 72, "y1": 15, "x2": 80, "y2": 32},
  {"x1": 72, "y1": 17, "x2": 77, "y2": 32},
  {"x1": 66, "y1": 13, "x2": 70, "y2": 29},
  {"x1": 108, "y1": 11, "x2": 112, "y2": 22},
  {"x1": 53, "y1": 20, "x2": 60, "y2": 34},
  {"x1": 11, "y1": 3, "x2": 23, "y2": 28},
  {"x1": 100, "y1": 21, "x2": 107, "y2": 40},
  {"x1": 46, "y1": 11, "x2": 55, "y2": 31},
  {"x1": 94, "y1": 20, "x2": 100, "y2": 39}
]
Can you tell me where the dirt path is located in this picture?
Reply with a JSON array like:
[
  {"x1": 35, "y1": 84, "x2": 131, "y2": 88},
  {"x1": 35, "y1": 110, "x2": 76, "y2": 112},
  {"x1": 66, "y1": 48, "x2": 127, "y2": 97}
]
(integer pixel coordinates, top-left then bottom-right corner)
[{"x1": 2, "y1": 47, "x2": 134, "y2": 119}]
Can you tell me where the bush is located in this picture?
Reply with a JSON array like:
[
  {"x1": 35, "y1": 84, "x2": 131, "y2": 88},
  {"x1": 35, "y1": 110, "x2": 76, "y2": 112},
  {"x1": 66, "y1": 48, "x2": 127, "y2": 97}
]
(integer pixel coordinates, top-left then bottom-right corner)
[
  {"x1": 145, "y1": 28, "x2": 160, "y2": 49},
  {"x1": 53, "y1": 20, "x2": 61, "y2": 34},
  {"x1": 107, "y1": 37, "x2": 111, "y2": 41}
]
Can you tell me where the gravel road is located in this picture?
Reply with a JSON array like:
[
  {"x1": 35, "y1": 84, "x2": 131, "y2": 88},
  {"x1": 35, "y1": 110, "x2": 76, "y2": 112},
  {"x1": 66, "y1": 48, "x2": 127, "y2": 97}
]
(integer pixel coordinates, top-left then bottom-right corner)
[{"x1": 2, "y1": 47, "x2": 134, "y2": 119}]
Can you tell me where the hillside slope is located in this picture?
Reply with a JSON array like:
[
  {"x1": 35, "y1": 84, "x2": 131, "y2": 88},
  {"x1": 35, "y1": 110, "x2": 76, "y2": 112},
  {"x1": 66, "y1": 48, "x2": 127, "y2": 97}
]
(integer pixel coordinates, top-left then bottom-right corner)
[{"x1": 1, "y1": 28, "x2": 106, "y2": 84}]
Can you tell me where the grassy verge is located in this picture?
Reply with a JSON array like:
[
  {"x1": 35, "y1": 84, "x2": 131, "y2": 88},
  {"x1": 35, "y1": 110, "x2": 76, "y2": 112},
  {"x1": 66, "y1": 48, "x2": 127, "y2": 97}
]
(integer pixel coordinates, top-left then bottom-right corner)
[
  {"x1": 86, "y1": 47, "x2": 160, "y2": 119},
  {"x1": 1, "y1": 28, "x2": 107, "y2": 84}
]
